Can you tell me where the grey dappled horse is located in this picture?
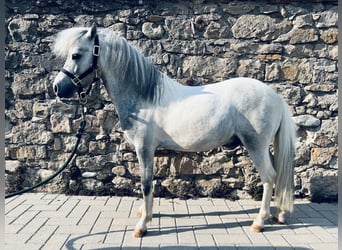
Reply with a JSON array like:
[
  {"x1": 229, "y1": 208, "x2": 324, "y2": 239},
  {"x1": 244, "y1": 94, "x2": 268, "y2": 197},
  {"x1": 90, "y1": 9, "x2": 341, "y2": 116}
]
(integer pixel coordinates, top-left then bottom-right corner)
[{"x1": 52, "y1": 25, "x2": 296, "y2": 237}]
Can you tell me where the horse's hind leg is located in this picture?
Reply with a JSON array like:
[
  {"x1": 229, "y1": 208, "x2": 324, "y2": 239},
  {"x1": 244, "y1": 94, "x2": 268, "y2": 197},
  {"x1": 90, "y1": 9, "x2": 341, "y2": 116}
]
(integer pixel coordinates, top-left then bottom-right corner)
[
  {"x1": 133, "y1": 146, "x2": 154, "y2": 237},
  {"x1": 250, "y1": 182, "x2": 274, "y2": 232},
  {"x1": 248, "y1": 148, "x2": 276, "y2": 232}
]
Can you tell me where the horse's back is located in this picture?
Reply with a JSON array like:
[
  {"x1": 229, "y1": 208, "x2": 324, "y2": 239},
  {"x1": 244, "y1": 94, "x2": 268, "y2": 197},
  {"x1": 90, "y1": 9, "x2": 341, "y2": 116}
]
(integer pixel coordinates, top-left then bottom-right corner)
[{"x1": 206, "y1": 77, "x2": 280, "y2": 103}]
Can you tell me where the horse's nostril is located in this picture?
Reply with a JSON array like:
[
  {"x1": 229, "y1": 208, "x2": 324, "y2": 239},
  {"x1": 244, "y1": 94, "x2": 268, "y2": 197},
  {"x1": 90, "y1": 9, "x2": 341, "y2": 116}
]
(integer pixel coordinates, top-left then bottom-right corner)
[{"x1": 54, "y1": 84, "x2": 58, "y2": 94}]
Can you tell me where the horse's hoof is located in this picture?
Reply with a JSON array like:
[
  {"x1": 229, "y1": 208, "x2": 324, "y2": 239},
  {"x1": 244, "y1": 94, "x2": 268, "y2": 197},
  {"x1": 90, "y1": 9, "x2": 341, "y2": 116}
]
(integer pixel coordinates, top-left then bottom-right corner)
[
  {"x1": 250, "y1": 223, "x2": 264, "y2": 233},
  {"x1": 272, "y1": 216, "x2": 279, "y2": 223},
  {"x1": 277, "y1": 218, "x2": 285, "y2": 225},
  {"x1": 133, "y1": 228, "x2": 147, "y2": 237},
  {"x1": 277, "y1": 213, "x2": 286, "y2": 224}
]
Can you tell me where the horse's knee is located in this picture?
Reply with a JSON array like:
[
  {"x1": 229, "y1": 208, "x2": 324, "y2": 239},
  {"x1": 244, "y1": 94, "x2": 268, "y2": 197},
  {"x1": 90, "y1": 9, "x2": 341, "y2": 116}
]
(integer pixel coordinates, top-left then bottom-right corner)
[{"x1": 142, "y1": 180, "x2": 152, "y2": 197}]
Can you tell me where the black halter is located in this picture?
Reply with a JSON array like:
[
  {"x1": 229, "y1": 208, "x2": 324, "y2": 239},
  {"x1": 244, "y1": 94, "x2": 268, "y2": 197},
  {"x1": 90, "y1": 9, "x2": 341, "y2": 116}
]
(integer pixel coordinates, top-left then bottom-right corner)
[{"x1": 61, "y1": 34, "x2": 101, "y2": 103}]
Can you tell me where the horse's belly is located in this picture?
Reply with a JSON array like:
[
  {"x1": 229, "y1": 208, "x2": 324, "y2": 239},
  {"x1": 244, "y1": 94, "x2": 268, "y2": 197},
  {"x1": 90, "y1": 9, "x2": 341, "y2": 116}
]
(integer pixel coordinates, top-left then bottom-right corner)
[
  {"x1": 155, "y1": 109, "x2": 235, "y2": 152},
  {"x1": 158, "y1": 135, "x2": 232, "y2": 152}
]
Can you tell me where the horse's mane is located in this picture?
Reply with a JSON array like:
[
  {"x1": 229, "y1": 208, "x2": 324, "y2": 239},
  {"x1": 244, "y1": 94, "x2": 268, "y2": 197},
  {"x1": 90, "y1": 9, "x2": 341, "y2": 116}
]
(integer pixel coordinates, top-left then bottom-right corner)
[{"x1": 52, "y1": 27, "x2": 163, "y2": 103}]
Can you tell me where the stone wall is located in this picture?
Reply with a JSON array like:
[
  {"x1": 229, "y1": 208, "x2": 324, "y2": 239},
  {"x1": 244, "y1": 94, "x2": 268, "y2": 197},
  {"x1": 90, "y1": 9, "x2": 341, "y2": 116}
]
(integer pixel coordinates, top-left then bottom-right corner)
[{"x1": 5, "y1": 0, "x2": 338, "y2": 202}]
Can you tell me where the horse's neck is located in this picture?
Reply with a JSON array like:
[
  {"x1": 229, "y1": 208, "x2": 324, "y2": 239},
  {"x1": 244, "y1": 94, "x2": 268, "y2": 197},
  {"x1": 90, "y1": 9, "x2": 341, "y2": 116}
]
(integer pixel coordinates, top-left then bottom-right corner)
[
  {"x1": 159, "y1": 75, "x2": 204, "y2": 107},
  {"x1": 97, "y1": 36, "x2": 191, "y2": 127},
  {"x1": 158, "y1": 75, "x2": 186, "y2": 104},
  {"x1": 100, "y1": 70, "x2": 186, "y2": 129}
]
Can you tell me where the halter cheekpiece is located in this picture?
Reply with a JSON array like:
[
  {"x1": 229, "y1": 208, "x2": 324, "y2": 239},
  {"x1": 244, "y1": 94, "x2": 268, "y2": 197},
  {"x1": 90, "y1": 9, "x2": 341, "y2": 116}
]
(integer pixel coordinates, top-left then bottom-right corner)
[{"x1": 61, "y1": 34, "x2": 101, "y2": 103}]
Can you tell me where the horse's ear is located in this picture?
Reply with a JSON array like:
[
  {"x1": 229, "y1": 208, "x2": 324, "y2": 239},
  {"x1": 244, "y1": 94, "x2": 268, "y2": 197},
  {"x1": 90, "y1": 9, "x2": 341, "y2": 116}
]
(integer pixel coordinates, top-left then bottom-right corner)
[{"x1": 87, "y1": 23, "x2": 97, "y2": 40}]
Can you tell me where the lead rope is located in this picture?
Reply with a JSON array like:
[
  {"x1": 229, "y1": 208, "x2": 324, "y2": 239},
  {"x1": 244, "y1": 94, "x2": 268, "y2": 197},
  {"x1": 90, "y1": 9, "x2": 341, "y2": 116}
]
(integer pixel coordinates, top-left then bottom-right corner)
[{"x1": 5, "y1": 104, "x2": 88, "y2": 199}]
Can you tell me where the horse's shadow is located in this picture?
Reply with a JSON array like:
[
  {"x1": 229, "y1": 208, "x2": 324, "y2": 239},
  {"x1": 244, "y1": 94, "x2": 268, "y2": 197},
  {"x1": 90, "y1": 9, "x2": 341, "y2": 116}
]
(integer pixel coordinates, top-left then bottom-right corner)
[
  {"x1": 65, "y1": 204, "x2": 335, "y2": 250},
  {"x1": 155, "y1": 206, "x2": 310, "y2": 234}
]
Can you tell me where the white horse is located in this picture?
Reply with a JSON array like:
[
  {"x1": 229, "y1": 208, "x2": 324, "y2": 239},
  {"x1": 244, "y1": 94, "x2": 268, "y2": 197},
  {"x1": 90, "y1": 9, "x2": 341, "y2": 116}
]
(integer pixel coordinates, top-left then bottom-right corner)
[{"x1": 52, "y1": 25, "x2": 296, "y2": 237}]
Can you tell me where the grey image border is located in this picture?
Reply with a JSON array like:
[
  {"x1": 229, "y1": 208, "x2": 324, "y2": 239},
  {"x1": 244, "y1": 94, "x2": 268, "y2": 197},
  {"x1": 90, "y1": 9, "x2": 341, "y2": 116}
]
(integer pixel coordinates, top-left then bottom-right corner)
[
  {"x1": 1, "y1": 0, "x2": 6, "y2": 248},
  {"x1": 338, "y1": 1, "x2": 342, "y2": 249}
]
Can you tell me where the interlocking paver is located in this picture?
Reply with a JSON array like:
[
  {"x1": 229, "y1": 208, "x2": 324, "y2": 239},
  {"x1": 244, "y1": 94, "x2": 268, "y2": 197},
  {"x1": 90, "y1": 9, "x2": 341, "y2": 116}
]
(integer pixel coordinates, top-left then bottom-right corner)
[
  {"x1": 282, "y1": 233, "x2": 323, "y2": 245},
  {"x1": 177, "y1": 230, "x2": 197, "y2": 245},
  {"x1": 5, "y1": 193, "x2": 338, "y2": 250},
  {"x1": 90, "y1": 215, "x2": 112, "y2": 234},
  {"x1": 5, "y1": 203, "x2": 32, "y2": 218},
  {"x1": 264, "y1": 234, "x2": 291, "y2": 247},
  {"x1": 40, "y1": 233, "x2": 70, "y2": 250},
  {"x1": 9, "y1": 210, "x2": 39, "y2": 225},
  {"x1": 28, "y1": 224, "x2": 58, "y2": 244},
  {"x1": 195, "y1": 233, "x2": 216, "y2": 247},
  {"x1": 308, "y1": 226, "x2": 338, "y2": 243},
  {"x1": 104, "y1": 228, "x2": 125, "y2": 245},
  {"x1": 309, "y1": 243, "x2": 338, "y2": 250},
  {"x1": 77, "y1": 210, "x2": 100, "y2": 226},
  {"x1": 19, "y1": 217, "x2": 48, "y2": 235},
  {"x1": 214, "y1": 233, "x2": 251, "y2": 245}
]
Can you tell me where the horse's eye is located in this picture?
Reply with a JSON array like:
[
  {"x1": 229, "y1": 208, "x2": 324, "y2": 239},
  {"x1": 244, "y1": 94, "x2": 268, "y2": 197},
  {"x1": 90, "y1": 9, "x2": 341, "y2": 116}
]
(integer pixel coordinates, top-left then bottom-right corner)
[{"x1": 72, "y1": 53, "x2": 81, "y2": 60}]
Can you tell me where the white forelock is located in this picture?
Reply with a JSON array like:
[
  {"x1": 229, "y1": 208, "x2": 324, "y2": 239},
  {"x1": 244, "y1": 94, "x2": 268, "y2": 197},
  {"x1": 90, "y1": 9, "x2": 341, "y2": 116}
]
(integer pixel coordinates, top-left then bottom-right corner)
[{"x1": 52, "y1": 27, "x2": 88, "y2": 58}]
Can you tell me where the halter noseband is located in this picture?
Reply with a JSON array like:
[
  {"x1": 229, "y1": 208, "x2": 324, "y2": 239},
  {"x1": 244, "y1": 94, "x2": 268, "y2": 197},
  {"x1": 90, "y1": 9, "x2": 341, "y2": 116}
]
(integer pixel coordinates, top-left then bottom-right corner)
[{"x1": 61, "y1": 34, "x2": 101, "y2": 103}]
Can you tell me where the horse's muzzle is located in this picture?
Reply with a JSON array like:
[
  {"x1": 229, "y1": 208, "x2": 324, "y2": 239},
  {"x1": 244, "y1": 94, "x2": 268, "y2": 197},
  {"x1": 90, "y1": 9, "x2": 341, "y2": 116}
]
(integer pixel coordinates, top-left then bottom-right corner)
[{"x1": 53, "y1": 74, "x2": 77, "y2": 98}]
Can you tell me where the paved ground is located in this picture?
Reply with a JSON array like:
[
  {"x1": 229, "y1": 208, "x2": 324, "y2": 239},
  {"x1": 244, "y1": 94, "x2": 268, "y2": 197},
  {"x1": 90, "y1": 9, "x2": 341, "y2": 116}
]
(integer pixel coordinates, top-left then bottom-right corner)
[{"x1": 5, "y1": 193, "x2": 338, "y2": 250}]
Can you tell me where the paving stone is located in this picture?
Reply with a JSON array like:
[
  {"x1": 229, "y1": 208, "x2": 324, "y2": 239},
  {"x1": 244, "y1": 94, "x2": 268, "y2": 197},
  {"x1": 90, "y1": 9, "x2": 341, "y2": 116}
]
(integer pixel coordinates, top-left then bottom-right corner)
[
  {"x1": 40, "y1": 233, "x2": 70, "y2": 250},
  {"x1": 244, "y1": 230, "x2": 271, "y2": 245},
  {"x1": 5, "y1": 232, "x2": 33, "y2": 245},
  {"x1": 5, "y1": 223, "x2": 23, "y2": 234},
  {"x1": 221, "y1": 218, "x2": 246, "y2": 235},
  {"x1": 5, "y1": 203, "x2": 32, "y2": 217},
  {"x1": 90, "y1": 216, "x2": 112, "y2": 234},
  {"x1": 67, "y1": 233, "x2": 106, "y2": 246},
  {"x1": 57, "y1": 199, "x2": 80, "y2": 218},
  {"x1": 99, "y1": 210, "x2": 118, "y2": 218},
  {"x1": 309, "y1": 243, "x2": 338, "y2": 250},
  {"x1": 195, "y1": 233, "x2": 217, "y2": 247},
  {"x1": 19, "y1": 217, "x2": 48, "y2": 235},
  {"x1": 141, "y1": 230, "x2": 177, "y2": 246},
  {"x1": 9, "y1": 210, "x2": 39, "y2": 225},
  {"x1": 282, "y1": 234, "x2": 323, "y2": 245},
  {"x1": 77, "y1": 210, "x2": 101, "y2": 226},
  {"x1": 66, "y1": 204, "x2": 89, "y2": 219},
  {"x1": 112, "y1": 217, "x2": 137, "y2": 227},
  {"x1": 160, "y1": 217, "x2": 176, "y2": 229},
  {"x1": 104, "y1": 228, "x2": 126, "y2": 245},
  {"x1": 264, "y1": 234, "x2": 291, "y2": 247},
  {"x1": 56, "y1": 224, "x2": 93, "y2": 234},
  {"x1": 187, "y1": 204, "x2": 203, "y2": 215},
  {"x1": 5, "y1": 197, "x2": 26, "y2": 212},
  {"x1": 46, "y1": 217, "x2": 80, "y2": 226},
  {"x1": 177, "y1": 230, "x2": 197, "y2": 245},
  {"x1": 121, "y1": 228, "x2": 142, "y2": 248},
  {"x1": 4, "y1": 193, "x2": 338, "y2": 249},
  {"x1": 308, "y1": 226, "x2": 338, "y2": 242},
  {"x1": 28, "y1": 225, "x2": 58, "y2": 244},
  {"x1": 214, "y1": 233, "x2": 251, "y2": 245}
]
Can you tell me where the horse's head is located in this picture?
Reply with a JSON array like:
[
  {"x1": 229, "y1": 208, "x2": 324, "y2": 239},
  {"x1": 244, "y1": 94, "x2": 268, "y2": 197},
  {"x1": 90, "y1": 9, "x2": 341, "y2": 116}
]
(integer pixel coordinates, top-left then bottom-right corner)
[{"x1": 52, "y1": 24, "x2": 100, "y2": 100}]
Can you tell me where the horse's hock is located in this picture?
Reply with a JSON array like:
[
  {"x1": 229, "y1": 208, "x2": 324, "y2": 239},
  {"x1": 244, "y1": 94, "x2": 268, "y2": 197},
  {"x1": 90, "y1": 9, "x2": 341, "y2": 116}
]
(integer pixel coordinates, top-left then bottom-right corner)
[{"x1": 5, "y1": 0, "x2": 337, "y2": 202}]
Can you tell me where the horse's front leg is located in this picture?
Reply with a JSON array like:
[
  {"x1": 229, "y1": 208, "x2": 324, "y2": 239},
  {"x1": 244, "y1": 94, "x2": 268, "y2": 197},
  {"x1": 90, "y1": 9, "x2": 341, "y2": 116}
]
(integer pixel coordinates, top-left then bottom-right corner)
[{"x1": 133, "y1": 147, "x2": 154, "y2": 237}]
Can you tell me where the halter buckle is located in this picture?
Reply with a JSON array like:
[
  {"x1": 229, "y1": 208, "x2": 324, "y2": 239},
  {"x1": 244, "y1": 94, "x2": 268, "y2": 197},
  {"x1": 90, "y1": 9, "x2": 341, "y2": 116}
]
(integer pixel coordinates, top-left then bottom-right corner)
[
  {"x1": 79, "y1": 91, "x2": 87, "y2": 104},
  {"x1": 93, "y1": 45, "x2": 100, "y2": 57},
  {"x1": 71, "y1": 75, "x2": 82, "y2": 87}
]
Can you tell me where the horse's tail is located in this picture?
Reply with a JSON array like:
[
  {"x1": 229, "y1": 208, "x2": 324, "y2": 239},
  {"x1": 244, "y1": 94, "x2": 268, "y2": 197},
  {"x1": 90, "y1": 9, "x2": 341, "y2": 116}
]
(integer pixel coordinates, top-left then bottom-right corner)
[{"x1": 274, "y1": 99, "x2": 297, "y2": 213}]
